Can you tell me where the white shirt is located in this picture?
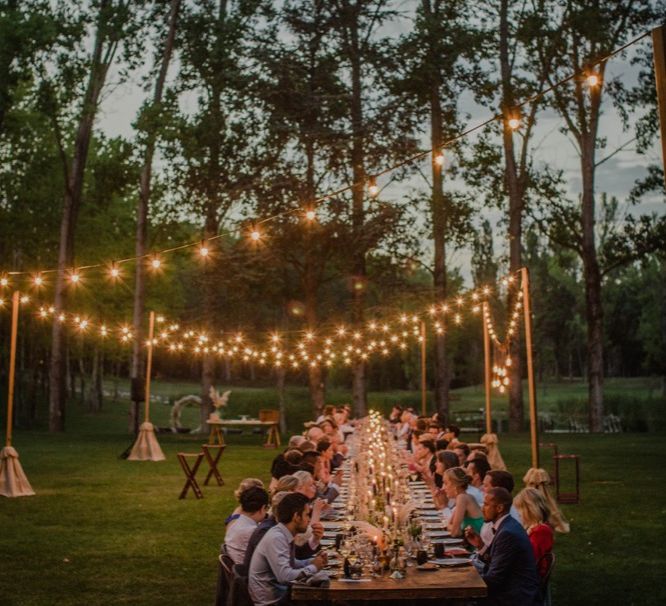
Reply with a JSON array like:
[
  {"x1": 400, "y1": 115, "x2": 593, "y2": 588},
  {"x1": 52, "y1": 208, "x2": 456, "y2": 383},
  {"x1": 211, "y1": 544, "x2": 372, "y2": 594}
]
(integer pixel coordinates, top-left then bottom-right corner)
[
  {"x1": 467, "y1": 485, "x2": 484, "y2": 507},
  {"x1": 479, "y1": 506, "x2": 522, "y2": 548},
  {"x1": 249, "y1": 523, "x2": 317, "y2": 606},
  {"x1": 223, "y1": 513, "x2": 258, "y2": 565}
]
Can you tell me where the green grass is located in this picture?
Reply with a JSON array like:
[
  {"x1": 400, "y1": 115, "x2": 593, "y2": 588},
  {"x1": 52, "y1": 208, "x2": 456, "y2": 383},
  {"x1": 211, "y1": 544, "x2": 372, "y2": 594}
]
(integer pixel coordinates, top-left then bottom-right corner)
[{"x1": 1, "y1": 381, "x2": 666, "y2": 605}]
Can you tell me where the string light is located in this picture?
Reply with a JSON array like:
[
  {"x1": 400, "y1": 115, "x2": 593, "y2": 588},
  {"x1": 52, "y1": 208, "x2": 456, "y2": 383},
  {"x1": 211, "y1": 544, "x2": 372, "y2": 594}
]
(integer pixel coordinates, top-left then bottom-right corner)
[
  {"x1": 249, "y1": 228, "x2": 262, "y2": 242},
  {"x1": 367, "y1": 177, "x2": 379, "y2": 198},
  {"x1": 507, "y1": 115, "x2": 521, "y2": 131},
  {"x1": 585, "y1": 72, "x2": 600, "y2": 87},
  {"x1": 150, "y1": 256, "x2": 162, "y2": 270},
  {"x1": 304, "y1": 209, "x2": 317, "y2": 222},
  {"x1": 69, "y1": 271, "x2": 81, "y2": 284},
  {"x1": 0, "y1": 276, "x2": 8, "y2": 287},
  {"x1": 108, "y1": 263, "x2": 121, "y2": 280},
  {"x1": 198, "y1": 241, "x2": 210, "y2": 258},
  {"x1": 32, "y1": 274, "x2": 44, "y2": 288},
  {"x1": 434, "y1": 152, "x2": 444, "y2": 166}
]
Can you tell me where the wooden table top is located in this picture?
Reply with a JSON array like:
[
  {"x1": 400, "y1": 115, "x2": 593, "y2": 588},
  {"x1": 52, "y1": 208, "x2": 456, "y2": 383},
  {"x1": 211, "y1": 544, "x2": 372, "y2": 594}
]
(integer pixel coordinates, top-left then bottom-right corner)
[{"x1": 291, "y1": 564, "x2": 486, "y2": 601}]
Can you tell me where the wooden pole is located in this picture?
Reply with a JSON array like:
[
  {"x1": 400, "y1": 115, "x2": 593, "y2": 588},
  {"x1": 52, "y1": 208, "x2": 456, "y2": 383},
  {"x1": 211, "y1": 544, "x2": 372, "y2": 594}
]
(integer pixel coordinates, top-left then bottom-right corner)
[
  {"x1": 5, "y1": 291, "x2": 20, "y2": 447},
  {"x1": 420, "y1": 321, "x2": 427, "y2": 416},
  {"x1": 143, "y1": 311, "x2": 155, "y2": 423},
  {"x1": 521, "y1": 268, "x2": 539, "y2": 468},
  {"x1": 482, "y1": 301, "x2": 492, "y2": 435},
  {"x1": 652, "y1": 24, "x2": 666, "y2": 190}
]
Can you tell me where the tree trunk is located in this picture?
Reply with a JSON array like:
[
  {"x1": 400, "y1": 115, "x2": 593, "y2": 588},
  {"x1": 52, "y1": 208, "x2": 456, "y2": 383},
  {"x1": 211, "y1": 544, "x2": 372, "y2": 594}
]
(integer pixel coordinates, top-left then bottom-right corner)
[
  {"x1": 48, "y1": 0, "x2": 116, "y2": 432},
  {"x1": 499, "y1": 0, "x2": 524, "y2": 431},
  {"x1": 276, "y1": 366, "x2": 287, "y2": 435},
  {"x1": 303, "y1": 137, "x2": 327, "y2": 416},
  {"x1": 130, "y1": 0, "x2": 180, "y2": 433},
  {"x1": 581, "y1": 136, "x2": 604, "y2": 432},
  {"x1": 428, "y1": 61, "x2": 450, "y2": 419},
  {"x1": 348, "y1": 4, "x2": 367, "y2": 417}
]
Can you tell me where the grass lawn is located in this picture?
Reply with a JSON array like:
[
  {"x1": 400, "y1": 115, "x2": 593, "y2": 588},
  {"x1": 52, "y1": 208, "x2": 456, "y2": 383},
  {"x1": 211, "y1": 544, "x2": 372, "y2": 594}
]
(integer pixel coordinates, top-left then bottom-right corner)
[{"x1": 1, "y1": 381, "x2": 666, "y2": 605}]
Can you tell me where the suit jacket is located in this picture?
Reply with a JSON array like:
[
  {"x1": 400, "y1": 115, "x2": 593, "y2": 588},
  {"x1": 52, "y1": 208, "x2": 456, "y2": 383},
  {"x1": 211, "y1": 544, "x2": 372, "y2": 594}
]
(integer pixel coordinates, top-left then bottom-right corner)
[{"x1": 482, "y1": 515, "x2": 541, "y2": 606}]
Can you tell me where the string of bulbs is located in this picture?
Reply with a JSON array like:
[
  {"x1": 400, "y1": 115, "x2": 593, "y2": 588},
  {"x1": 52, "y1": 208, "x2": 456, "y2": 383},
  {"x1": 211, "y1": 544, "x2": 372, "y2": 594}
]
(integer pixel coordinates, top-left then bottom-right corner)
[
  {"x1": 3, "y1": 272, "x2": 525, "y2": 372},
  {"x1": 0, "y1": 30, "x2": 649, "y2": 287}
]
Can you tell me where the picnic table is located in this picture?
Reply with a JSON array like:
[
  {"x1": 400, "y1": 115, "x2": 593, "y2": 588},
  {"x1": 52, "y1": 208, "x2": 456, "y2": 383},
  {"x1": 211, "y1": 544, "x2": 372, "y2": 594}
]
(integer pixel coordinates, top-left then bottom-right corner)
[{"x1": 206, "y1": 410, "x2": 281, "y2": 448}]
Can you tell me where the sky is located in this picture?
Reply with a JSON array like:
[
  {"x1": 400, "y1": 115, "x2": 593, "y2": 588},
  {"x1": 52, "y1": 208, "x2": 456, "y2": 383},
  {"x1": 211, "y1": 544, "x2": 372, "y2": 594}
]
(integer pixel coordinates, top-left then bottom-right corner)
[{"x1": 94, "y1": 9, "x2": 664, "y2": 286}]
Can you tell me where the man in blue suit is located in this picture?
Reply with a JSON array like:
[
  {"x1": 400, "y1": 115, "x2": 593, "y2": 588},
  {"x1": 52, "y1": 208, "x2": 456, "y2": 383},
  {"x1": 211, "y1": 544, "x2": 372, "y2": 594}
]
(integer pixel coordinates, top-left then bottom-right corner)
[{"x1": 466, "y1": 487, "x2": 541, "y2": 605}]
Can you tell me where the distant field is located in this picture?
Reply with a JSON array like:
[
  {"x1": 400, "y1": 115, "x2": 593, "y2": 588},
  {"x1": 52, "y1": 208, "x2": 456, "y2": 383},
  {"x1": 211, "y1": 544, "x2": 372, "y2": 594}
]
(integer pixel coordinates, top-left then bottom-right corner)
[{"x1": 99, "y1": 376, "x2": 666, "y2": 434}]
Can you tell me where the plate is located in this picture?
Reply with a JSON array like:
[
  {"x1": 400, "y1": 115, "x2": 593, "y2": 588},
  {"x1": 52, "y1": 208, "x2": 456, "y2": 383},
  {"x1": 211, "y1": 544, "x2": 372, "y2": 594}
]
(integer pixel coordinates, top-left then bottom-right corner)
[
  {"x1": 433, "y1": 557, "x2": 471, "y2": 567},
  {"x1": 427, "y1": 532, "x2": 453, "y2": 539},
  {"x1": 320, "y1": 539, "x2": 336, "y2": 546},
  {"x1": 416, "y1": 563, "x2": 439, "y2": 571}
]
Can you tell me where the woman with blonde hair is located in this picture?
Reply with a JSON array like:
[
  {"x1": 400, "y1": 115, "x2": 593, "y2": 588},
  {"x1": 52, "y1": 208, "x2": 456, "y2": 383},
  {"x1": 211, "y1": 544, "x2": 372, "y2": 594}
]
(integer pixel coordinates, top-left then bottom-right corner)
[
  {"x1": 513, "y1": 487, "x2": 554, "y2": 577},
  {"x1": 443, "y1": 467, "x2": 484, "y2": 537}
]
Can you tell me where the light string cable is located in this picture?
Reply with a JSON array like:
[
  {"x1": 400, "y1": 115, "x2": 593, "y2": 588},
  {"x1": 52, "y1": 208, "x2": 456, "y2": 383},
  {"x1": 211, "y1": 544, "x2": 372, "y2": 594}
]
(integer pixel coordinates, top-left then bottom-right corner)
[{"x1": 0, "y1": 30, "x2": 651, "y2": 284}]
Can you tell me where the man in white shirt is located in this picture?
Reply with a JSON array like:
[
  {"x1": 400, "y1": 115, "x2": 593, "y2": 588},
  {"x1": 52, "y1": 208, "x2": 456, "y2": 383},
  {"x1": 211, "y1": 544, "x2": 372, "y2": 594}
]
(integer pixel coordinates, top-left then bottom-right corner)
[
  {"x1": 466, "y1": 458, "x2": 491, "y2": 507},
  {"x1": 223, "y1": 485, "x2": 269, "y2": 565},
  {"x1": 249, "y1": 492, "x2": 327, "y2": 606}
]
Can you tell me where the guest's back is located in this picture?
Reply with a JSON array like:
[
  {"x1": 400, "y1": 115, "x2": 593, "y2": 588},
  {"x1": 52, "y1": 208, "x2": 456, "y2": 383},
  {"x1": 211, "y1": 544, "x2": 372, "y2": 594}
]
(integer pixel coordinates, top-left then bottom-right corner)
[{"x1": 484, "y1": 515, "x2": 541, "y2": 605}]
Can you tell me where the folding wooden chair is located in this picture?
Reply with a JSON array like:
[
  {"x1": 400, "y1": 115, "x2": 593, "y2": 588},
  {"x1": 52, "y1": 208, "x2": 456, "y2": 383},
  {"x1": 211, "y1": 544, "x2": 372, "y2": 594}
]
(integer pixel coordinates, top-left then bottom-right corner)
[
  {"x1": 177, "y1": 452, "x2": 204, "y2": 499},
  {"x1": 259, "y1": 409, "x2": 281, "y2": 448},
  {"x1": 202, "y1": 444, "x2": 225, "y2": 486}
]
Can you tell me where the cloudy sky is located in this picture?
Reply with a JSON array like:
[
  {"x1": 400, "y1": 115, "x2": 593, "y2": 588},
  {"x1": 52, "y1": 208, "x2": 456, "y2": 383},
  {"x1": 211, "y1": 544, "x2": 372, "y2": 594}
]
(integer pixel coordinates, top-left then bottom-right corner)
[{"x1": 95, "y1": 17, "x2": 664, "y2": 284}]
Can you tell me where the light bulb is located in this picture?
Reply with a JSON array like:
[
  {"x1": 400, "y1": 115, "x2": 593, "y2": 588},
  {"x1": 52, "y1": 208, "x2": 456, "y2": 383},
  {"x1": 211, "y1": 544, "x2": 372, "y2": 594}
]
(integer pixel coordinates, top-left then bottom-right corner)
[
  {"x1": 151, "y1": 257, "x2": 161, "y2": 269},
  {"x1": 367, "y1": 177, "x2": 379, "y2": 197},
  {"x1": 508, "y1": 117, "x2": 521, "y2": 130},
  {"x1": 250, "y1": 229, "x2": 261, "y2": 241},
  {"x1": 586, "y1": 73, "x2": 599, "y2": 87},
  {"x1": 434, "y1": 152, "x2": 444, "y2": 166},
  {"x1": 69, "y1": 272, "x2": 80, "y2": 284},
  {"x1": 0, "y1": 277, "x2": 8, "y2": 287},
  {"x1": 304, "y1": 209, "x2": 316, "y2": 222},
  {"x1": 33, "y1": 274, "x2": 44, "y2": 287}
]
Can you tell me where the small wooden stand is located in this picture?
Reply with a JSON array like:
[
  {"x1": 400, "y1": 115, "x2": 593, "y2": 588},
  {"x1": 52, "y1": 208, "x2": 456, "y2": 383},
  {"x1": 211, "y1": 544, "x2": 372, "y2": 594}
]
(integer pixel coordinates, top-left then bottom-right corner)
[
  {"x1": 554, "y1": 454, "x2": 581, "y2": 504},
  {"x1": 177, "y1": 452, "x2": 204, "y2": 499},
  {"x1": 202, "y1": 444, "x2": 225, "y2": 486}
]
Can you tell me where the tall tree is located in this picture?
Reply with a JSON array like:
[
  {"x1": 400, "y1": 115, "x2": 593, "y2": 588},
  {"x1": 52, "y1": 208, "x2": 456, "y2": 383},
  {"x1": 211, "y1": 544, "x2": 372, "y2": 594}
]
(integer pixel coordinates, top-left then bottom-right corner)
[
  {"x1": 391, "y1": 0, "x2": 480, "y2": 418},
  {"x1": 530, "y1": 0, "x2": 663, "y2": 431},
  {"x1": 129, "y1": 0, "x2": 181, "y2": 434},
  {"x1": 254, "y1": 0, "x2": 347, "y2": 414},
  {"x1": 44, "y1": 0, "x2": 141, "y2": 432},
  {"x1": 328, "y1": 0, "x2": 410, "y2": 416},
  {"x1": 165, "y1": 0, "x2": 270, "y2": 430}
]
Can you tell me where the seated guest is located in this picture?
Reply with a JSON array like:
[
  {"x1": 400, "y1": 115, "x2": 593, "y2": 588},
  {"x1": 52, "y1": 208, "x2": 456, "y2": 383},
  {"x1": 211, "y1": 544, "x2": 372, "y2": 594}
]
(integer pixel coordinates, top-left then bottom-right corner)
[
  {"x1": 242, "y1": 491, "x2": 325, "y2": 574},
  {"x1": 467, "y1": 470, "x2": 523, "y2": 563},
  {"x1": 425, "y1": 450, "x2": 459, "y2": 504},
  {"x1": 443, "y1": 467, "x2": 484, "y2": 536},
  {"x1": 249, "y1": 493, "x2": 328, "y2": 606},
  {"x1": 273, "y1": 474, "x2": 299, "y2": 495},
  {"x1": 453, "y1": 442, "x2": 470, "y2": 466},
  {"x1": 443, "y1": 424, "x2": 461, "y2": 446},
  {"x1": 315, "y1": 405, "x2": 336, "y2": 424},
  {"x1": 287, "y1": 435, "x2": 306, "y2": 449},
  {"x1": 465, "y1": 487, "x2": 540, "y2": 605},
  {"x1": 226, "y1": 478, "x2": 264, "y2": 527},
  {"x1": 410, "y1": 436, "x2": 436, "y2": 479},
  {"x1": 270, "y1": 449, "x2": 304, "y2": 486},
  {"x1": 513, "y1": 487, "x2": 554, "y2": 578},
  {"x1": 466, "y1": 458, "x2": 491, "y2": 507},
  {"x1": 223, "y1": 486, "x2": 269, "y2": 564},
  {"x1": 435, "y1": 438, "x2": 449, "y2": 452},
  {"x1": 389, "y1": 405, "x2": 403, "y2": 424},
  {"x1": 305, "y1": 425, "x2": 324, "y2": 443}
]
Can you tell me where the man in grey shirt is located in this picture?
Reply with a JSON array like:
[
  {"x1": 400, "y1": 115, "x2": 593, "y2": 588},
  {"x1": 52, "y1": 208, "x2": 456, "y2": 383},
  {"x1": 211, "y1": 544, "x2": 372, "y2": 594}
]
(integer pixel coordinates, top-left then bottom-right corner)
[{"x1": 249, "y1": 493, "x2": 327, "y2": 606}]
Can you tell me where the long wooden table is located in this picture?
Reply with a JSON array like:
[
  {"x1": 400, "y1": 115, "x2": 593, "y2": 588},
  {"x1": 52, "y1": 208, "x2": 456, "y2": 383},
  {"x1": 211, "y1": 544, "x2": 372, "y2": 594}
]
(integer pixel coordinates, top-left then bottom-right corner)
[{"x1": 291, "y1": 564, "x2": 486, "y2": 601}]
